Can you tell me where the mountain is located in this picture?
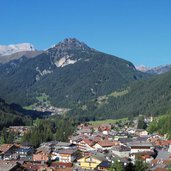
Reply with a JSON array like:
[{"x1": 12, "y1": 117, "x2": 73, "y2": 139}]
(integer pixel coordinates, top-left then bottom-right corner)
[
  {"x1": 0, "y1": 43, "x2": 35, "y2": 56},
  {"x1": 0, "y1": 50, "x2": 42, "y2": 64},
  {"x1": 0, "y1": 43, "x2": 42, "y2": 64},
  {"x1": 136, "y1": 64, "x2": 171, "y2": 74},
  {"x1": 0, "y1": 98, "x2": 32, "y2": 130},
  {"x1": 68, "y1": 70, "x2": 171, "y2": 121},
  {"x1": 0, "y1": 38, "x2": 149, "y2": 108},
  {"x1": 136, "y1": 65, "x2": 151, "y2": 72},
  {"x1": 146, "y1": 64, "x2": 171, "y2": 74}
]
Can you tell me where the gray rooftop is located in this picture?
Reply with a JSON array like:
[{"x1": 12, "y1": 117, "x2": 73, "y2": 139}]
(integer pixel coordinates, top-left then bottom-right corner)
[
  {"x1": 129, "y1": 141, "x2": 153, "y2": 147},
  {"x1": 0, "y1": 161, "x2": 18, "y2": 171},
  {"x1": 156, "y1": 149, "x2": 171, "y2": 160}
]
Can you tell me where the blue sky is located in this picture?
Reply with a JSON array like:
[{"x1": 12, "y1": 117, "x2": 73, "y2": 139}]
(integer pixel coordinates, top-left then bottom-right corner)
[{"x1": 0, "y1": 0, "x2": 171, "y2": 67}]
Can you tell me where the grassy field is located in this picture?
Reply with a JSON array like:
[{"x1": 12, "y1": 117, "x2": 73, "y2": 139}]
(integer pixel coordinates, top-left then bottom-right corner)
[
  {"x1": 109, "y1": 89, "x2": 129, "y2": 97},
  {"x1": 24, "y1": 93, "x2": 51, "y2": 110},
  {"x1": 23, "y1": 104, "x2": 35, "y2": 110},
  {"x1": 89, "y1": 118, "x2": 128, "y2": 126}
]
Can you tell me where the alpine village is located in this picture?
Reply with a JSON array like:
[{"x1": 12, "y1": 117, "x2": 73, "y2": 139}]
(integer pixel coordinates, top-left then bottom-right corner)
[{"x1": 0, "y1": 37, "x2": 170, "y2": 171}]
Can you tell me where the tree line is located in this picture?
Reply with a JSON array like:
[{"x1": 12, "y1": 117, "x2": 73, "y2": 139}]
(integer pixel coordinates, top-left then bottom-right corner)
[{"x1": 21, "y1": 116, "x2": 75, "y2": 147}]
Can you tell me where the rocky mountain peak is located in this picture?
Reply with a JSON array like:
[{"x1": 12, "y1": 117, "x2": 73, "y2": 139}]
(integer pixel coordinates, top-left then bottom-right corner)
[
  {"x1": 53, "y1": 38, "x2": 90, "y2": 51},
  {"x1": 136, "y1": 65, "x2": 151, "y2": 72},
  {"x1": 46, "y1": 38, "x2": 93, "y2": 67}
]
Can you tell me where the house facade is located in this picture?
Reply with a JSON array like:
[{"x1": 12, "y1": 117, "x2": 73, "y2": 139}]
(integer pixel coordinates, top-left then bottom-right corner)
[
  {"x1": 0, "y1": 144, "x2": 18, "y2": 160},
  {"x1": 78, "y1": 155, "x2": 103, "y2": 170},
  {"x1": 130, "y1": 142, "x2": 154, "y2": 154},
  {"x1": 58, "y1": 149, "x2": 78, "y2": 163},
  {"x1": 77, "y1": 138, "x2": 95, "y2": 151},
  {"x1": 111, "y1": 145, "x2": 130, "y2": 158}
]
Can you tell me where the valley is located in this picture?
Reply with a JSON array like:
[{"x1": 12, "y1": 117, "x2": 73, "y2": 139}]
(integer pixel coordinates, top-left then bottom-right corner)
[
  {"x1": 1, "y1": 1, "x2": 171, "y2": 170},
  {"x1": 0, "y1": 38, "x2": 171, "y2": 171}
]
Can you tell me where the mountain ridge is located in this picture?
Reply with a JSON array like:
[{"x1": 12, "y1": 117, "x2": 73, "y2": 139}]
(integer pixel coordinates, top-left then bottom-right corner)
[
  {"x1": 136, "y1": 64, "x2": 171, "y2": 74},
  {"x1": 0, "y1": 50, "x2": 43, "y2": 64},
  {"x1": 0, "y1": 38, "x2": 148, "y2": 108},
  {"x1": 68, "y1": 70, "x2": 171, "y2": 121},
  {"x1": 0, "y1": 43, "x2": 43, "y2": 64},
  {"x1": 0, "y1": 43, "x2": 35, "y2": 56}
]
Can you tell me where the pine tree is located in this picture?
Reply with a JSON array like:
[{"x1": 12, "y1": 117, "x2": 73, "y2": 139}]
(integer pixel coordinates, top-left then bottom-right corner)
[
  {"x1": 134, "y1": 159, "x2": 148, "y2": 171},
  {"x1": 125, "y1": 162, "x2": 135, "y2": 171},
  {"x1": 109, "y1": 160, "x2": 123, "y2": 171}
]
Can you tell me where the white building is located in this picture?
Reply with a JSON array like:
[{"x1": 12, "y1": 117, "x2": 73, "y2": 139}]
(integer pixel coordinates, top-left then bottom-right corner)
[
  {"x1": 111, "y1": 145, "x2": 130, "y2": 158},
  {"x1": 130, "y1": 142, "x2": 154, "y2": 154}
]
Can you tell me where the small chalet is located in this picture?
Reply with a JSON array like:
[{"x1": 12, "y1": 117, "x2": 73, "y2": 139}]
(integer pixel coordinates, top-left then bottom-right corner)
[
  {"x1": 0, "y1": 144, "x2": 18, "y2": 160},
  {"x1": 52, "y1": 149, "x2": 79, "y2": 163},
  {"x1": 135, "y1": 129, "x2": 148, "y2": 137},
  {"x1": 58, "y1": 149, "x2": 78, "y2": 163},
  {"x1": 130, "y1": 151, "x2": 155, "y2": 163},
  {"x1": 77, "y1": 153, "x2": 105, "y2": 170},
  {"x1": 33, "y1": 146, "x2": 51, "y2": 162},
  {"x1": 77, "y1": 138, "x2": 95, "y2": 151},
  {"x1": 16, "y1": 146, "x2": 33, "y2": 160}
]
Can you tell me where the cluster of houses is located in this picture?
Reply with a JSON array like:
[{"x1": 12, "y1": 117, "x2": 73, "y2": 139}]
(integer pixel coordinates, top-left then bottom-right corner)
[
  {"x1": 33, "y1": 103, "x2": 69, "y2": 115},
  {"x1": 7, "y1": 126, "x2": 32, "y2": 137},
  {"x1": 0, "y1": 122, "x2": 171, "y2": 171}
]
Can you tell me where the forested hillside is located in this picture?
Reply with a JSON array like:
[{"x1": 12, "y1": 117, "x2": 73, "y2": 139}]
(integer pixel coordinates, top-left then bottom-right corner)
[
  {"x1": 0, "y1": 98, "x2": 32, "y2": 130},
  {"x1": 0, "y1": 38, "x2": 148, "y2": 108},
  {"x1": 148, "y1": 114, "x2": 171, "y2": 139},
  {"x1": 68, "y1": 70, "x2": 171, "y2": 121},
  {"x1": 22, "y1": 117, "x2": 75, "y2": 147}
]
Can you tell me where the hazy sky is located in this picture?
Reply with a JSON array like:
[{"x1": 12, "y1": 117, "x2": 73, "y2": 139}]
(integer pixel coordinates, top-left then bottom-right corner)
[{"x1": 0, "y1": 0, "x2": 171, "y2": 67}]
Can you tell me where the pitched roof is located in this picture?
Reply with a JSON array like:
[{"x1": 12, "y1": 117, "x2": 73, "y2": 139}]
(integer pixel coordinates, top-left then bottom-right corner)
[
  {"x1": 0, "y1": 161, "x2": 19, "y2": 171},
  {"x1": 0, "y1": 144, "x2": 15, "y2": 153},
  {"x1": 112, "y1": 145, "x2": 130, "y2": 152},
  {"x1": 159, "y1": 140, "x2": 171, "y2": 146},
  {"x1": 92, "y1": 136, "x2": 101, "y2": 142},
  {"x1": 152, "y1": 167, "x2": 168, "y2": 171},
  {"x1": 23, "y1": 162, "x2": 41, "y2": 170},
  {"x1": 59, "y1": 149, "x2": 77, "y2": 155},
  {"x1": 82, "y1": 138, "x2": 95, "y2": 147},
  {"x1": 130, "y1": 141, "x2": 153, "y2": 147},
  {"x1": 156, "y1": 149, "x2": 171, "y2": 160},
  {"x1": 97, "y1": 140, "x2": 119, "y2": 147},
  {"x1": 92, "y1": 153, "x2": 106, "y2": 161},
  {"x1": 36, "y1": 146, "x2": 51, "y2": 154},
  {"x1": 131, "y1": 151, "x2": 155, "y2": 158}
]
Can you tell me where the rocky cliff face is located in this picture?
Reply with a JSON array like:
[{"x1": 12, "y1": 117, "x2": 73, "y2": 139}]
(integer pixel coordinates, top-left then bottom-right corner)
[{"x1": 46, "y1": 38, "x2": 93, "y2": 67}]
